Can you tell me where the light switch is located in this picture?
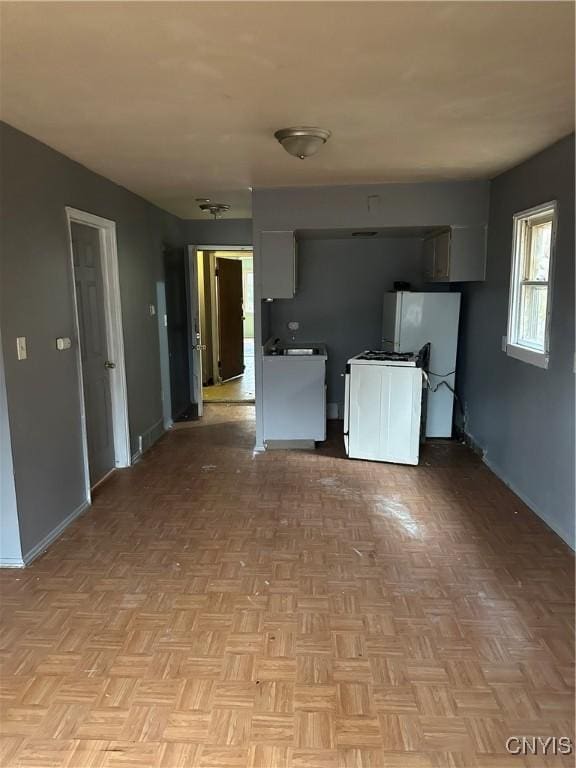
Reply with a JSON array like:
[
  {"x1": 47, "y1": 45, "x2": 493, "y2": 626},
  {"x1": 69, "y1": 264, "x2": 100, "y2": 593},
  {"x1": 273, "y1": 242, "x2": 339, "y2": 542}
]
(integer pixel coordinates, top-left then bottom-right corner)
[
  {"x1": 56, "y1": 337, "x2": 72, "y2": 351},
  {"x1": 149, "y1": 304, "x2": 156, "y2": 316},
  {"x1": 287, "y1": 321, "x2": 299, "y2": 331},
  {"x1": 16, "y1": 337, "x2": 27, "y2": 360}
]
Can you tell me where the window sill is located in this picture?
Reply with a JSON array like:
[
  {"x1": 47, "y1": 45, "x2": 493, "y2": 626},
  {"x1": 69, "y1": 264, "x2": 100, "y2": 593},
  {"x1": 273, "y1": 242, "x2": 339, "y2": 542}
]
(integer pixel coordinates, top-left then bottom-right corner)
[{"x1": 506, "y1": 343, "x2": 549, "y2": 369}]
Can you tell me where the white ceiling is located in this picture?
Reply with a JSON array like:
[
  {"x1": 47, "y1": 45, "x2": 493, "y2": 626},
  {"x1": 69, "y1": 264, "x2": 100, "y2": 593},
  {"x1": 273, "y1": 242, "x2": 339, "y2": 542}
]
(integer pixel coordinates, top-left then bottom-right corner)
[{"x1": 1, "y1": 2, "x2": 574, "y2": 219}]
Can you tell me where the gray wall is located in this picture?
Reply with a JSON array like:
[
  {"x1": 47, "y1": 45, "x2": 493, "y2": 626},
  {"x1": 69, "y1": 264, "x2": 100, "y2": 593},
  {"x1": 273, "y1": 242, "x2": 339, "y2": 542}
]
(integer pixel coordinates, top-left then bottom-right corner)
[
  {"x1": 183, "y1": 218, "x2": 252, "y2": 247},
  {"x1": 269, "y1": 237, "x2": 425, "y2": 412},
  {"x1": 457, "y1": 134, "x2": 575, "y2": 549},
  {"x1": 0, "y1": 328, "x2": 22, "y2": 565},
  {"x1": 0, "y1": 122, "x2": 185, "y2": 558},
  {"x1": 252, "y1": 180, "x2": 490, "y2": 448}
]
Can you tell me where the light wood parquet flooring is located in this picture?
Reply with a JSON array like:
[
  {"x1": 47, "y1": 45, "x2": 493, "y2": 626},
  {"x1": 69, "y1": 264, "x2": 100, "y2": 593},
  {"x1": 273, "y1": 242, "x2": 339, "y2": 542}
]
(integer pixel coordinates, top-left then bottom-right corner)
[{"x1": 1, "y1": 405, "x2": 574, "y2": 767}]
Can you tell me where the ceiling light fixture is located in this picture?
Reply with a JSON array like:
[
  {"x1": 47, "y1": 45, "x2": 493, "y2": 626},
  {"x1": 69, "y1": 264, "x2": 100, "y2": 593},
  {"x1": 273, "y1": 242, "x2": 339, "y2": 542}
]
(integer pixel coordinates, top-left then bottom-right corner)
[
  {"x1": 198, "y1": 202, "x2": 231, "y2": 219},
  {"x1": 274, "y1": 126, "x2": 331, "y2": 159}
]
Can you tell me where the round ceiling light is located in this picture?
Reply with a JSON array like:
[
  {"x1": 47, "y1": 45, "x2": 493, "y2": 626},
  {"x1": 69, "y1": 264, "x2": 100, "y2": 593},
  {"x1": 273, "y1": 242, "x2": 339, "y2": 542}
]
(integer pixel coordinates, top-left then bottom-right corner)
[
  {"x1": 198, "y1": 202, "x2": 231, "y2": 219},
  {"x1": 274, "y1": 127, "x2": 331, "y2": 159}
]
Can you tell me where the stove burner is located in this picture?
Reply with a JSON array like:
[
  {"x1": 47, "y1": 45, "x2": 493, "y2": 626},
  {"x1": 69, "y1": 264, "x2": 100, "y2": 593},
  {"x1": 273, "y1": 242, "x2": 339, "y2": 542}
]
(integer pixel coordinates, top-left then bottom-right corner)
[{"x1": 357, "y1": 350, "x2": 415, "y2": 361}]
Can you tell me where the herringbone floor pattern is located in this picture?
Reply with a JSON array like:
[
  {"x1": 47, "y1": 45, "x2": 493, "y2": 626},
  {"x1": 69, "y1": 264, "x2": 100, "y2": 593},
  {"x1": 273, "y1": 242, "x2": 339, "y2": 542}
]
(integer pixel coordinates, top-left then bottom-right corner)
[{"x1": 1, "y1": 406, "x2": 574, "y2": 767}]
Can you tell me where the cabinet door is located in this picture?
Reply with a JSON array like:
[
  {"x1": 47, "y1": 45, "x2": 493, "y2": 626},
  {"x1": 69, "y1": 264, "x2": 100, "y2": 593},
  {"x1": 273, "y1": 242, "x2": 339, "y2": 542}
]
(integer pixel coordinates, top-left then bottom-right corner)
[
  {"x1": 423, "y1": 238, "x2": 435, "y2": 282},
  {"x1": 261, "y1": 230, "x2": 296, "y2": 299},
  {"x1": 449, "y1": 226, "x2": 487, "y2": 282},
  {"x1": 433, "y1": 231, "x2": 451, "y2": 281}
]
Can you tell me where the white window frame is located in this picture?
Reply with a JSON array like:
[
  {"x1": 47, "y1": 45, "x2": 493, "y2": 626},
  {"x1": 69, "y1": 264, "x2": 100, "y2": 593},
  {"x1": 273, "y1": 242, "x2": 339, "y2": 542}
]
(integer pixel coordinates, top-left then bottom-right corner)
[{"x1": 506, "y1": 201, "x2": 558, "y2": 369}]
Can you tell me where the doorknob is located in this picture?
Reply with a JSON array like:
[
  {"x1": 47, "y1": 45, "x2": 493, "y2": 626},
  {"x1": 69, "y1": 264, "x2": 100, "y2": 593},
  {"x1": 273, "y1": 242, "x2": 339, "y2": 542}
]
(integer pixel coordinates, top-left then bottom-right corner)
[{"x1": 104, "y1": 360, "x2": 116, "y2": 369}]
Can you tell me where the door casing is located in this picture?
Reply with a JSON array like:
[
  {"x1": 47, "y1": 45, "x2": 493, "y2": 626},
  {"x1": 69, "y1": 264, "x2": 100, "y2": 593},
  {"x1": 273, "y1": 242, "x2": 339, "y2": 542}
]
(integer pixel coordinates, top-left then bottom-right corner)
[
  {"x1": 65, "y1": 207, "x2": 130, "y2": 503},
  {"x1": 187, "y1": 245, "x2": 252, "y2": 415}
]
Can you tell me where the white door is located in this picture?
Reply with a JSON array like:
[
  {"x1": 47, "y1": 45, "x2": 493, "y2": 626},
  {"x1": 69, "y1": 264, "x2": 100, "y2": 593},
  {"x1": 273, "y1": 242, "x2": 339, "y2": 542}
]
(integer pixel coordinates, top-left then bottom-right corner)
[
  {"x1": 187, "y1": 246, "x2": 204, "y2": 418},
  {"x1": 71, "y1": 222, "x2": 115, "y2": 485}
]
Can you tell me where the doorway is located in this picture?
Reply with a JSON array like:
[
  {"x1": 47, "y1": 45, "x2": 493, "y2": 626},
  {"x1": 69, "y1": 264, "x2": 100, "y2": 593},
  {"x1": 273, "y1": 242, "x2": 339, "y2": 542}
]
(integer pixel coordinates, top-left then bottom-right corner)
[
  {"x1": 66, "y1": 207, "x2": 130, "y2": 497},
  {"x1": 164, "y1": 246, "x2": 194, "y2": 421},
  {"x1": 193, "y1": 248, "x2": 254, "y2": 405}
]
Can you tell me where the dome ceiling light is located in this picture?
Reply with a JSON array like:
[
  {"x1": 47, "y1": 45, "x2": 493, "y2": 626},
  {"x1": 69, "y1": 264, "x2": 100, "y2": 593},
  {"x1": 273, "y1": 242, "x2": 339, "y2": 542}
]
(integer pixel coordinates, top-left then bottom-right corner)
[
  {"x1": 198, "y1": 202, "x2": 231, "y2": 219},
  {"x1": 274, "y1": 126, "x2": 331, "y2": 159}
]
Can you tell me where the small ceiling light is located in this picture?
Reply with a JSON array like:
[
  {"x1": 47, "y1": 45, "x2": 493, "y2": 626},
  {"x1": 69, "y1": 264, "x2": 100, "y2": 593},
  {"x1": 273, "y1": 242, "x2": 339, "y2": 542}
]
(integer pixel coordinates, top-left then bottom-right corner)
[
  {"x1": 195, "y1": 197, "x2": 210, "y2": 203},
  {"x1": 274, "y1": 126, "x2": 331, "y2": 159},
  {"x1": 199, "y1": 202, "x2": 231, "y2": 219}
]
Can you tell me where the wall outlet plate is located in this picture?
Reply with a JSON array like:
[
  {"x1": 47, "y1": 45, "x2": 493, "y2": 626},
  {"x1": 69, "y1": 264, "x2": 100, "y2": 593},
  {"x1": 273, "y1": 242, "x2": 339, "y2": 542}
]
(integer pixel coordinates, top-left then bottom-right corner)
[
  {"x1": 56, "y1": 337, "x2": 72, "y2": 351},
  {"x1": 501, "y1": 335, "x2": 508, "y2": 352}
]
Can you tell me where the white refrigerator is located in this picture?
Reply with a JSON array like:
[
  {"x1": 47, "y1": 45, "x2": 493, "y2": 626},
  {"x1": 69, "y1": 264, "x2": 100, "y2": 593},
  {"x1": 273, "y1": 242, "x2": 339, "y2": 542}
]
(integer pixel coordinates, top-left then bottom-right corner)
[{"x1": 381, "y1": 292, "x2": 461, "y2": 438}]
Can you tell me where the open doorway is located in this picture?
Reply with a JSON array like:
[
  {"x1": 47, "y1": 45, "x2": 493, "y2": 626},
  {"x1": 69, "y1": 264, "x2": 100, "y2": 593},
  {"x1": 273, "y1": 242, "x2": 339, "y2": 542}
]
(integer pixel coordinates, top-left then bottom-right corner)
[
  {"x1": 196, "y1": 249, "x2": 254, "y2": 404},
  {"x1": 65, "y1": 207, "x2": 131, "y2": 498}
]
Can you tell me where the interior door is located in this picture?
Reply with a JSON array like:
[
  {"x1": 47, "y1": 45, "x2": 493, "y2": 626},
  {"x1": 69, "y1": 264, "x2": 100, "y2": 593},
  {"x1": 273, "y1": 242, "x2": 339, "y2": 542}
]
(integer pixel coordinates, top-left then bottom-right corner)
[
  {"x1": 187, "y1": 247, "x2": 203, "y2": 417},
  {"x1": 71, "y1": 222, "x2": 115, "y2": 486},
  {"x1": 164, "y1": 247, "x2": 192, "y2": 420},
  {"x1": 217, "y1": 258, "x2": 244, "y2": 381}
]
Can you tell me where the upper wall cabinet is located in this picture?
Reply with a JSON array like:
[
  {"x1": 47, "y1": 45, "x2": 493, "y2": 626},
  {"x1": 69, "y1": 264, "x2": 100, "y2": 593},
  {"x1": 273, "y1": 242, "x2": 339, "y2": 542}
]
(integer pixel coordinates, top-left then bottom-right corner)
[
  {"x1": 261, "y1": 230, "x2": 297, "y2": 299},
  {"x1": 424, "y1": 226, "x2": 487, "y2": 282}
]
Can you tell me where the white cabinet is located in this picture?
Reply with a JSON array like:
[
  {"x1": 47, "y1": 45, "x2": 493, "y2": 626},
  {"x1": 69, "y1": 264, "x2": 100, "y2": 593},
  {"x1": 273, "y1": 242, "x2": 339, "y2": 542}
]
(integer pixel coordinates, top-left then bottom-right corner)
[
  {"x1": 260, "y1": 230, "x2": 297, "y2": 299},
  {"x1": 424, "y1": 226, "x2": 487, "y2": 282}
]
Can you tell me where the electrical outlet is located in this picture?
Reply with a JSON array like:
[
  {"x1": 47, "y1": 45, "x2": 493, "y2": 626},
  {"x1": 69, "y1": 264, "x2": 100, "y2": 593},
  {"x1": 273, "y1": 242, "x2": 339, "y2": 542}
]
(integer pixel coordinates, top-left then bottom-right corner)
[
  {"x1": 501, "y1": 335, "x2": 508, "y2": 352},
  {"x1": 16, "y1": 337, "x2": 27, "y2": 360},
  {"x1": 149, "y1": 304, "x2": 156, "y2": 316},
  {"x1": 56, "y1": 337, "x2": 72, "y2": 351}
]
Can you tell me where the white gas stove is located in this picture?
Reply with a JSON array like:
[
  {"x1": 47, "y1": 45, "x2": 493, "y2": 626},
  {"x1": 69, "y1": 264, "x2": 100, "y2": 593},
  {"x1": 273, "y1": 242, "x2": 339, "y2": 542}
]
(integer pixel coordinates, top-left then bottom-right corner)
[{"x1": 344, "y1": 345, "x2": 429, "y2": 465}]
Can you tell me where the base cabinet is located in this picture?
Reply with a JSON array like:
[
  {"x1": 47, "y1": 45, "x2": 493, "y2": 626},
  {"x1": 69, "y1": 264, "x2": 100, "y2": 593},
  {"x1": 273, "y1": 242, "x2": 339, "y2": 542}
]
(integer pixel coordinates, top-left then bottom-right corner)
[{"x1": 262, "y1": 357, "x2": 326, "y2": 442}]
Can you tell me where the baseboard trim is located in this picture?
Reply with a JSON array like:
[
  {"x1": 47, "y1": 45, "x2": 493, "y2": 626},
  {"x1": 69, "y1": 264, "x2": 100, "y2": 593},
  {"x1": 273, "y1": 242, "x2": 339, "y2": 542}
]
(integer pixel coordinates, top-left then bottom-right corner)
[
  {"x1": 91, "y1": 467, "x2": 115, "y2": 492},
  {"x1": 132, "y1": 418, "x2": 165, "y2": 465},
  {"x1": 463, "y1": 426, "x2": 573, "y2": 550},
  {"x1": 22, "y1": 499, "x2": 91, "y2": 566},
  {"x1": 265, "y1": 439, "x2": 316, "y2": 450},
  {"x1": 0, "y1": 555, "x2": 25, "y2": 568},
  {"x1": 482, "y1": 453, "x2": 574, "y2": 551}
]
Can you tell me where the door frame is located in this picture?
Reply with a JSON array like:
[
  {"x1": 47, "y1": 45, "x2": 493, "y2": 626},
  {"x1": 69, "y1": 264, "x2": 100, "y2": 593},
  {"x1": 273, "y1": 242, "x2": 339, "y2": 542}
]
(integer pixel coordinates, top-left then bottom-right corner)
[
  {"x1": 65, "y1": 207, "x2": 131, "y2": 501},
  {"x1": 188, "y1": 244, "x2": 252, "y2": 414}
]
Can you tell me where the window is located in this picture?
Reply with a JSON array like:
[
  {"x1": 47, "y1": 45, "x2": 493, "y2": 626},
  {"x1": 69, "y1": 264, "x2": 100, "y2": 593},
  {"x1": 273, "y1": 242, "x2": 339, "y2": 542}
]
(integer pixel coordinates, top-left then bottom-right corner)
[{"x1": 506, "y1": 201, "x2": 557, "y2": 368}]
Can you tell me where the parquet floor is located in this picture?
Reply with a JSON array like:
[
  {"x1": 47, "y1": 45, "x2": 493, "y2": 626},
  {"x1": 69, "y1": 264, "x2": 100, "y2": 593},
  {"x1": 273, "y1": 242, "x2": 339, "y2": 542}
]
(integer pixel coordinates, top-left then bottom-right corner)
[
  {"x1": 1, "y1": 405, "x2": 574, "y2": 767},
  {"x1": 203, "y1": 341, "x2": 255, "y2": 403}
]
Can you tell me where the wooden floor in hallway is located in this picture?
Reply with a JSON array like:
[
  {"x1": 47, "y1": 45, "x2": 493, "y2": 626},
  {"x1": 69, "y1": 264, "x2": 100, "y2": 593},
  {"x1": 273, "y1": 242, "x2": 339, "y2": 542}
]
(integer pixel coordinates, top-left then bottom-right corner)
[{"x1": 1, "y1": 405, "x2": 574, "y2": 767}]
